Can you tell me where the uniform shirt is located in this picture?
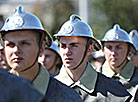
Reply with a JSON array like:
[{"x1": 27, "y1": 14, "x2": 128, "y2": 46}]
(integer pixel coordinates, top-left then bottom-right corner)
[
  {"x1": 55, "y1": 62, "x2": 132, "y2": 102},
  {"x1": 101, "y1": 61, "x2": 138, "y2": 100},
  {"x1": 56, "y1": 63, "x2": 97, "y2": 93},
  {"x1": 33, "y1": 64, "x2": 82, "y2": 102},
  {"x1": 32, "y1": 64, "x2": 50, "y2": 95},
  {"x1": 102, "y1": 61, "x2": 134, "y2": 81}
]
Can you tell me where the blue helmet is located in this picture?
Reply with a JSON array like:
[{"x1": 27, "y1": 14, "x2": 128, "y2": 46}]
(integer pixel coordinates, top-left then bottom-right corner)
[
  {"x1": 0, "y1": 5, "x2": 52, "y2": 47},
  {"x1": 129, "y1": 30, "x2": 138, "y2": 51},
  {"x1": 101, "y1": 24, "x2": 136, "y2": 56},
  {"x1": 54, "y1": 14, "x2": 101, "y2": 51},
  {"x1": 101, "y1": 24, "x2": 133, "y2": 44}
]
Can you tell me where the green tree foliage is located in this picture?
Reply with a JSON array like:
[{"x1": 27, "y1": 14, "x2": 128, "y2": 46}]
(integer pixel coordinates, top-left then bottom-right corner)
[
  {"x1": 90, "y1": 0, "x2": 138, "y2": 39},
  {"x1": 33, "y1": 0, "x2": 76, "y2": 39},
  {"x1": 48, "y1": 0, "x2": 75, "y2": 39}
]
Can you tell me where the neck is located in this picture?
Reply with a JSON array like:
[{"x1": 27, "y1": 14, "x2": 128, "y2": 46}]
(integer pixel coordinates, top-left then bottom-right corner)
[
  {"x1": 92, "y1": 61, "x2": 102, "y2": 69},
  {"x1": 14, "y1": 63, "x2": 39, "y2": 82},
  {"x1": 65, "y1": 61, "x2": 87, "y2": 82},
  {"x1": 48, "y1": 65, "x2": 57, "y2": 75}
]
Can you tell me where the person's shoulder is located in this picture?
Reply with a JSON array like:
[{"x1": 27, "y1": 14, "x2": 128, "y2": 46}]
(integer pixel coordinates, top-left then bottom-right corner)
[
  {"x1": 0, "y1": 68, "x2": 45, "y2": 102},
  {"x1": 96, "y1": 72, "x2": 131, "y2": 97},
  {"x1": 97, "y1": 72, "x2": 127, "y2": 90},
  {"x1": 131, "y1": 67, "x2": 138, "y2": 82},
  {"x1": 0, "y1": 68, "x2": 30, "y2": 86},
  {"x1": 46, "y1": 76, "x2": 82, "y2": 102},
  {"x1": 130, "y1": 67, "x2": 138, "y2": 86}
]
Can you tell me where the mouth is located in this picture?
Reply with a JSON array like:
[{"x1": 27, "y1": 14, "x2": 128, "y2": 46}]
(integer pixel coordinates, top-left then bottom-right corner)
[
  {"x1": 12, "y1": 57, "x2": 23, "y2": 63},
  {"x1": 110, "y1": 58, "x2": 117, "y2": 62},
  {"x1": 65, "y1": 58, "x2": 73, "y2": 61},
  {"x1": 64, "y1": 58, "x2": 73, "y2": 63}
]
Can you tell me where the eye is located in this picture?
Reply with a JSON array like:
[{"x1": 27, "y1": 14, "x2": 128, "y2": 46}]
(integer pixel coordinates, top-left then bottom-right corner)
[
  {"x1": 105, "y1": 45, "x2": 112, "y2": 50},
  {"x1": 116, "y1": 46, "x2": 122, "y2": 50},
  {"x1": 60, "y1": 44, "x2": 66, "y2": 49},
  {"x1": 45, "y1": 55, "x2": 50, "y2": 58},
  {"x1": 6, "y1": 42, "x2": 15, "y2": 48},
  {"x1": 21, "y1": 41, "x2": 30, "y2": 45},
  {"x1": 71, "y1": 43, "x2": 78, "y2": 47}
]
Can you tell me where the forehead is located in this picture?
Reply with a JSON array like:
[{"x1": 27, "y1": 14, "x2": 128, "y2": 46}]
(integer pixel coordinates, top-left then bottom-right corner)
[
  {"x1": 4, "y1": 30, "x2": 36, "y2": 41},
  {"x1": 59, "y1": 36, "x2": 86, "y2": 44},
  {"x1": 43, "y1": 49, "x2": 56, "y2": 55},
  {"x1": 104, "y1": 41, "x2": 128, "y2": 46},
  {"x1": 45, "y1": 49, "x2": 55, "y2": 53}
]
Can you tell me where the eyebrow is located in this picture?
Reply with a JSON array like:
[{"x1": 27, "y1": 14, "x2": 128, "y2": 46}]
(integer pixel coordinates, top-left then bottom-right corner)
[
  {"x1": 105, "y1": 43, "x2": 123, "y2": 46},
  {"x1": 60, "y1": 42, "x2": 79, "y2": 45}
]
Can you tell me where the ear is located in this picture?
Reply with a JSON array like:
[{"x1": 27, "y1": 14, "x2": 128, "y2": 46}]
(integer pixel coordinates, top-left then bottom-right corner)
[
  {"x1": 128, "y1": 46, "x2": 136, "y2": 58},
  {"x1": 55, "y1": 56, "x2": 60, "y2": 64},
  {"x1": 87, "y1": 45, "x2": 93, "y2": 56},
  {"x1": 39, "y1": 41, "x2": 45, "y2": 57}
]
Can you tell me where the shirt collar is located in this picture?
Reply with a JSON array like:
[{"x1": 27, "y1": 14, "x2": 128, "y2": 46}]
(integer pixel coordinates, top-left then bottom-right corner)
[
  {"x1": 102, "y1": 61, "x2": 134, "y2": 81},
  {"x1": 32, "y1": 64, "x2": 50, "y2": 95},
  {"x1": 55, "y1": 63, "x2": 97, "y2": 93},
  {"x1": 55, "y1": 66, "x2": 74, "y2": 86},
  {"x1": 120, "y1": 61, "x2": 134, "y2": 81}
]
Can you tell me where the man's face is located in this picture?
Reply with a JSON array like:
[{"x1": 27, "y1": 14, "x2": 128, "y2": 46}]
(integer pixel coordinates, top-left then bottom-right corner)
[
  {"x1": 38, "y1": 49, "x2": 57, "y2": 71},
  {"x1": 130, "y1": 51, "x2": 138, "y2": 67},
  {"x1": 3, "y1": 30, "x2": 39, "y2": 71},
  {"x1": 59, "y1": 36, "x2": 87, "y2": 70},
  {"x1": 103, "y1": 41, "x2": 128, "y2": 68}
]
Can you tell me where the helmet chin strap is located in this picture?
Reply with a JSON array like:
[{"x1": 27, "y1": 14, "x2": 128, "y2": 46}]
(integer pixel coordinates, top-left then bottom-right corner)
[
  {"x1": 20, "y1": 35, "x2": 44, "y2": 72},
  {"x1": 115, "y1": 57, "x2": 128, "y2": 69},
  {"x1": 71, "y1": 47, "x2": 87, "y2": 70},
  {"x1": 115, "y1": 47, "x2": 129, "y2": 68},
  {"x1": 70, "y1": 39, "x2": 90, "y2": 70}
]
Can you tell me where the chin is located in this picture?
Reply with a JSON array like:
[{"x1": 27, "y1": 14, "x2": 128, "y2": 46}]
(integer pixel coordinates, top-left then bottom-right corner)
[
  {"x1": 67, "y1": 66, "x2": 77, "y2": 70},
  {"x1": 110, "y1": 61, "x2": 116, "y2": 65},
  {"x1": 110, "y1": 63, "x2": 116, "y2": 68},
  {"x1": 65, "y1": 65, "x2": 71, "y2": 69},
  {"x1": 13, "y1": 65, "x2": 23, "y2": 71},
  {"x1": 64, "y1": 64, "x2": 72, "y2": 69}
]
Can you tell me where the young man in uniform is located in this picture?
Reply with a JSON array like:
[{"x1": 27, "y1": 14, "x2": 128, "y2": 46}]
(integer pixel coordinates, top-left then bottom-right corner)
[
  {"x1": 1, "y1": 5, "x2": 82, "y2": 102},
  {"x1": 38, "y1": 41, "x2": 62, "y2": 76},
  {"x1": 101, "y1": 24, "x2": 138, "y2": 101},
  {"x1": 54, "y1": 14, "x2": 132, "y2": 101},
  {"x1": 129, "y1": 30, "x2": 138, "y2": 67}
]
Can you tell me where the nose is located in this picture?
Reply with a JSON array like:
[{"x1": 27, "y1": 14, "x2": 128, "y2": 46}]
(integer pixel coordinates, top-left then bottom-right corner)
[
  {"x1": 65, "y1": 47, "x2": 72, "y2": 55},
  {"x1": 13, "y1": 45, "x2": 22, "y2": 54},
  {"x1": 110, "y1": 48, "x2": 116, "y2": 55}
]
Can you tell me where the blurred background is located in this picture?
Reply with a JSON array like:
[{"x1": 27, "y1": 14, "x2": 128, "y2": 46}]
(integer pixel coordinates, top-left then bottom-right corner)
[{"x1": 0, "y1": 0, "x2": 138, "y2": 40}]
